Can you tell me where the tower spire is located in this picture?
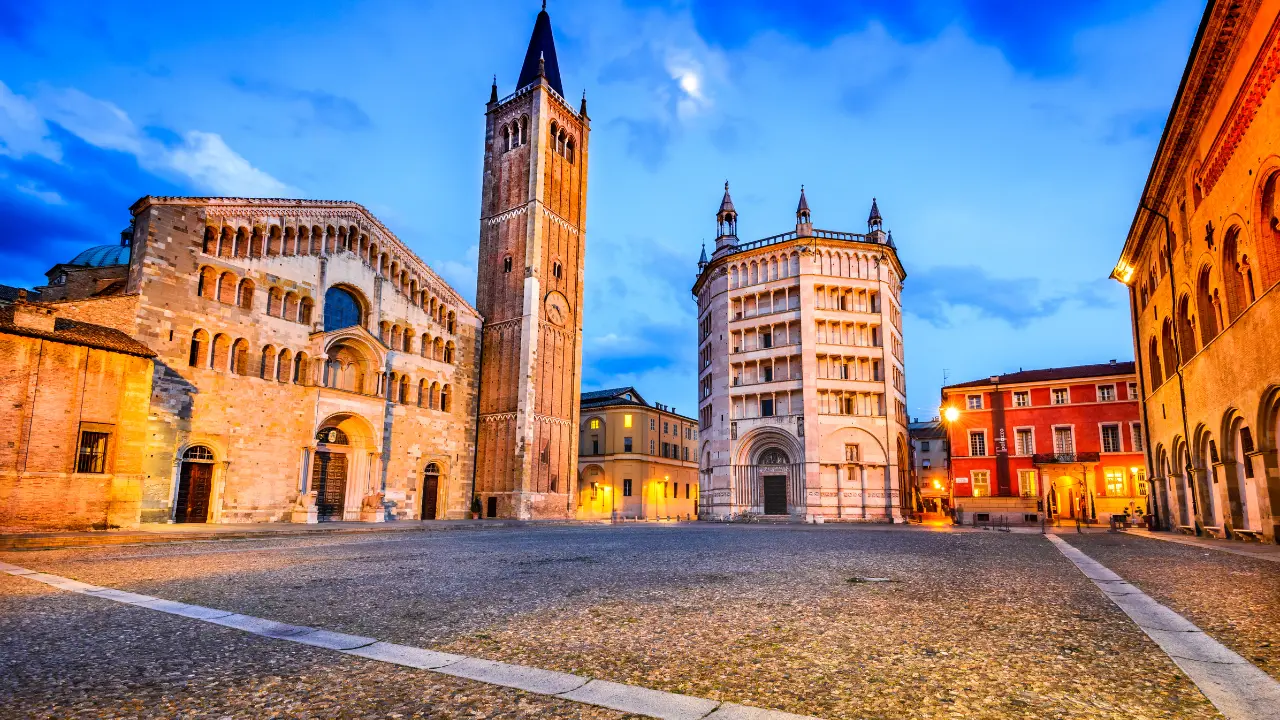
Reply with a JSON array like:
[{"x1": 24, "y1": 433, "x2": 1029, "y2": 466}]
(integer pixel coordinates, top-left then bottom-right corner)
[
  {"x1": 715, "y1": 181, "x2": 738, "y2": 250},
  {"x1": 516, "y1": 4, "x2": 564, "y2": 96}
]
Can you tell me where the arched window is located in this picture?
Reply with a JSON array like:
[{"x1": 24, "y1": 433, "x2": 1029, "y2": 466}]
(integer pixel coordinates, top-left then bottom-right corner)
[
  {"x1": 1176, "y1": 295, "x2": 1196, "y2": 361},
  {"x1": 277, "y1": 349, "x2": 292, "y2": 383},
  {"x1": 418, "y1": 378, "x2": 428, "y2": 407},
  {"x1": 283, "y1": 227, "x2": 295, "y2": 256},
  {"x1": 1161, "y1": 319, "x2": 1177, "y2": 379},
  {"x1": 268, "y1": 287, "x2": 282, "y2": 316},
  {"x1": 1257, "y1": 171, "x2": 1280, "y2": 288},
  {"x1": 189, "y1": 329, "x2": 209, "y2": 367},
  {"x1": 283, "y1": 291, "x2": 299, "y2": 322},
  {"x1": 433, "y1": 337, "x2": 444, "y2": 361},
  {"x1": 399, "y1": 375, "x2": 410, "y2": 404},
  {"x1": 504, "y1": 256, "x2": 513, "y2": 273},
  {"x1": 1222, "y1": 227, "x2": 1246, "y2": 322},
  {"x1": 237, "y1": 278, "x2": 255, "y2": 311},
  {"x1": 447, "y1": 311, "x2": 456, "y2": 334},
  {"x1": 390, "y1": 325, "x2": 402, "y2": 349},
  {"x1": 249, "y1": 227, "x2": 263, "y2": 257},
  {"x1": 553, "y1": 261, "x2": 562, "y2": 280},
  {"x1": 502, "y1": 125, "x2": 511, "y2": 151},
  {"x1": 402, "y1": 328, "x2": 413, "y2": 353},
  {"x1": 444, "y1": 341, "x2": 455, "y2": 364},
  {"x1": 203, "y1": 227, "x2": 217, "y2": 254},
  {"x1": 420, "y1": 333, "x2": 430, "y2": 357},
  {"x1": 267, "y1": 226, "x2": 282, "y2": 255},
  {"x1": 219, "y1": 227, "x2": 233, "y2": 257},
  {"x1": 441, "y1": 384, "x2": 452, "y2": 412},
  {"x1": 260, "y1": 344, "x2": 276, "y2": 380},
  {"x1": 299, "y1": 296, "x2": 314, "y2": 325},
  {"x1": 198, "y1": 267, "x2": 217, "y2": 300},
  {"x1": 234, "y1": 228, "x2": 248, "y2": 257},
  {"x1": 184, "y1": 445, "x2": 215, "y2": 461},
  {"x1": 211, "y1": 333, "x2": 231, "y2": 371},
  {"x1": 230, "y1": 339, "x2": 249, "y2": 375},
  {"x1": 218, "y1": 272, "x2": 237, "y2": 304},
  {"x1": 566, "y1": 138, "x2": 575, "y2": 164},
  {"x1": 429, "y1": 381, "x2": 440, "y2": 409},
  {"x1": 730, "y1": 267, "x2": 739, "y2": 288},
  {"x1": 323, "y1": 286, "x2": 364, "y2": 331},
  {"x1": 1148, "y1": 336, "x2": 1162, "y2": 391},
  {"x1": 294, "y1": 352, "x2": 309, "y2": 385},
  {"x1": 1196, "y1": 265, "x2": 1219, "y2": 345}
]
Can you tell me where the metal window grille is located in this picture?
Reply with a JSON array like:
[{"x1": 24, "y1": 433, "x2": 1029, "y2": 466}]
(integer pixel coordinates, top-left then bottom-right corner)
[{"x1": 76, "y1": 431, "x2": 110, "y2": 474}]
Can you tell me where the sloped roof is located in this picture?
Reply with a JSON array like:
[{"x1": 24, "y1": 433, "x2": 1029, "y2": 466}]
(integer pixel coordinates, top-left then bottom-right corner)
[
  {"x1": 581, "y1": 386, "x2": 646, "y2": 406},
  {"x1": 796, "y1": 187, "x2": 810, "y2": 214},
  {"x1": 868, "y1": 197, "x2": 882, "y2": 224},
  {"x1": 0, "y1": 306, "x2": 154, "y2": 358},
  {"x1": 516, "y1": 6, "x2": 564, "y2": 96},
  {"x1": 718, "y1": 181, "x2": 735, "y2": 215},
  {"x1": 944, "y1": 361, "x2": 1136, "y2": 391}
]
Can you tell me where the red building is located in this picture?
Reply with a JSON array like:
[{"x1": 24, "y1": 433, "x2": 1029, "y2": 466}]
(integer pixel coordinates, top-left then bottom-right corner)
[{"x1": 940, "y1": 362, "x2": 1148, "y2": 526}]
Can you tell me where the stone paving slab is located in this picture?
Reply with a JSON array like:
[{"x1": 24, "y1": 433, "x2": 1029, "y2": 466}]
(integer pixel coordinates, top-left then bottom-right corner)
[
  {"x1": 438, "y1": 657, "x2": 589, "y2": 695},
  {"x1": 135, "y1": 597, "x2": 235, "y2": 619},
  {"x1": 706, "y1": 704, "x2": 824, "y2": 720},
  {"x1": 290, "y1": 628, "x2": 378, "y2": 651},
  {"x1": 204, "y1": 613, "x2": 317, "y2": 639},
  {"x1": 559, "y1": 679, "x2": 722, "y2": 720},
  {"x1": 85, "y1": 587, "x2": 159, "y2": 605},
  {"x1": 343, "y1": 640, "x2": 465, "y2": 669}
]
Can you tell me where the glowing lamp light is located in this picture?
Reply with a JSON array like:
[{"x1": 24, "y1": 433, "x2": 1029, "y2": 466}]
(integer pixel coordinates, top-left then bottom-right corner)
[{"x1": 944, "y1": 407, "x2": 960, "y2": 423}]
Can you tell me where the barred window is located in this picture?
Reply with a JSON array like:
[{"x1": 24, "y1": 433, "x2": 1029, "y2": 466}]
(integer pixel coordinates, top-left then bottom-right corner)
[
  {"x1": 76, "y1": 431, "x2": 110, "y2": 474},
  {"x1": 1101, "y1": 425, "x2": 1121, "y2": 453},
  {"x1": 969, "y1": 431, "x2": 986, "y2": 457}
]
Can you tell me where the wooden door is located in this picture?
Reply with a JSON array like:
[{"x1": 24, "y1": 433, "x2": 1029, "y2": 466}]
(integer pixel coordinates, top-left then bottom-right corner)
[
  {"x1": 313, "y1": 452, "x2": 348, "y2": 520},
  {"x1": 176, "y1": 462, "x2": 213, "y2": 523},
  {"x1": 422, "y1": 473, "x2": 439, "y2": 520},
  {"x1": 762, "y1": 476, "x2": 787, "y2": 515}
]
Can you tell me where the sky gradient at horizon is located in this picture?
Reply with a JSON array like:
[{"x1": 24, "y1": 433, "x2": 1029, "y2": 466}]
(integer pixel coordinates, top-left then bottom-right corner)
[{"x1": 0, "y1": 0, "x2": 1202, "y2": 419}]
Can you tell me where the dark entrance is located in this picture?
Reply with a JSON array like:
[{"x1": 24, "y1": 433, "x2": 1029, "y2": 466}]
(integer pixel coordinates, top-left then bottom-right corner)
[
  {"x1": 486, "y1": 496, "x2": 498, "y2": 518},
  {"x1": 762, "y1": 475, "x2": 788, "y2": 515},
  {"x1": 422, "y1": 463, "x2": 440, "y2": 520},
  {"x1": 312, "y1": 451, "x2": 348, "y2": 520},
  {"x1": 175, "y1": 452, "x2": 213, "y2": 523}
]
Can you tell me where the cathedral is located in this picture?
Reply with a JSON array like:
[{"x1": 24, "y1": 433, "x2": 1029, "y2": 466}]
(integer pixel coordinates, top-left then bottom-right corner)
[{"x1": 0, "y1": 6, "x2": 584, "y2": 530}]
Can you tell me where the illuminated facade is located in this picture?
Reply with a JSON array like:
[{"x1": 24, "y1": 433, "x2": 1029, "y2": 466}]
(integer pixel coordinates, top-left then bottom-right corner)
[
  {"x1": 576, "y1": 387, "x2": 699, "y2": 520},
  {"x1": 692, "y1": 186, "x2": 909, "y2": 521},
  {"x1": 942, "y1": 363, "x2": 1147, "y2": 526},
  {"x1": 1112, "y1": 0, "x2": 1280, "y2": 542}
]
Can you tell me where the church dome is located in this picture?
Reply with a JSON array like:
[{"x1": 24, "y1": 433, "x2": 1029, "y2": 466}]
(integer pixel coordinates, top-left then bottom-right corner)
[{"x1": 68, "y1": 242, "x2": 131, "y2": 268}]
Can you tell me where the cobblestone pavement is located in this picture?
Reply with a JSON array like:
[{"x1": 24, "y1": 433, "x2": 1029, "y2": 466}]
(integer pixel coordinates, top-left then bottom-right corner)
[
  {"x1": 1, "y1": 525, "x2": 1222, "y2": 719},
  {"x1": 1071, "y1": 532, "x2": 1280, "y2": 682}
]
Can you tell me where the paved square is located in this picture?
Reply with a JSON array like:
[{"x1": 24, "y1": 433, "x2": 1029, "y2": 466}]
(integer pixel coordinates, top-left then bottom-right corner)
[{"x1": 0, "y1": 525, "x2": 1236, "y2": 718}]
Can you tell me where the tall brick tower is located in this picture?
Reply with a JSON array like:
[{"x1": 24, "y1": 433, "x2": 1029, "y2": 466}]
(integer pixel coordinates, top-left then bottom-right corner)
[{"x1": 474, "y1": 4, "x2": 588, "y2": 519}]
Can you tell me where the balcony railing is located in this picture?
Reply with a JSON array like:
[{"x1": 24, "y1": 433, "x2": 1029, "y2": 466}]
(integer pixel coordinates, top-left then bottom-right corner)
[{"x1": 1032, "y1": 452, "x2": 1101, "y2": 464}]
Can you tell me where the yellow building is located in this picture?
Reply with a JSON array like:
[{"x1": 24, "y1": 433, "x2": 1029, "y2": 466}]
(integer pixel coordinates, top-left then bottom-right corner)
[{"x1": 577, "y1": 387, "x2": 699, "y2": 520}]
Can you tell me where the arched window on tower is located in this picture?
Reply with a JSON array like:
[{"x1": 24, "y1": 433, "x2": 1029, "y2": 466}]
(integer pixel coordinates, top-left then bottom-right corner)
[
  {"x1": 299, "y1": 296, "x2": 314, "y2": 325},
  {"x1": 503, "y1": 256, "x2": 512, "y2": 273},
  {"x1": 237, "y1": 278, "x2": 255, "y2": 311},
  {"x1": 198, "y1": 267, "x2": 217, "y2": 300},
  {"x1": 323, "y1": 286, "x2": 364, "y2": 331},
  {"x1": 189, "y1": 329, "x2": 209, "y2": 367},
  {"x1": 441, "y1": 384, "x2": 452, "y2": 412},
  {"x1": 502, "y1": 125, "x2": 511, "y2": 152}
]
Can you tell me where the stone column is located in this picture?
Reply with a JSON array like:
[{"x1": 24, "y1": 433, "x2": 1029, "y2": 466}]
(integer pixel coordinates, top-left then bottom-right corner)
[{"x1": 1251, "y1": 448, "x2": 1279, "y2": 542}]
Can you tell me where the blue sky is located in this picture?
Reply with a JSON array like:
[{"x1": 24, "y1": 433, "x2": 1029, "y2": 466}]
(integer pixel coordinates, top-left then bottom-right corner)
[{"x1": 0, "y1": 0, "x2": 1201, "y2": 419}]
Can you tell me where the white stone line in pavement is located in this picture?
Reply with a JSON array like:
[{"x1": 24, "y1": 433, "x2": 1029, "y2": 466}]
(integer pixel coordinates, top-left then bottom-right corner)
[
  {"x1": 1047, "y1": 535, "x2": 1280, "y2": 720},
  {"x1": 1, "y1": 562, "x2": 820, "y2": 720}
]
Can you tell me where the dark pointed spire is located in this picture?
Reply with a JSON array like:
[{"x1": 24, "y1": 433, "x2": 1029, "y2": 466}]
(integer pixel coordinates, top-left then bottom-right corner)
[
  {"x1": 698, "y1": 242, "x2": 708, "y2": 267},
  {"x1": 796, "y1": 185, "x2": 810, "y2": 215},
  {"x1": 868, "y1": 197, "x2": 882, "y2": 226},
  {"x1": 579, "y1": 89, "x2": 588, "y2": 117},
  {"x1": 489, "y1": 75, "x2": 498, "y2": 104},
  {"x1": 517, "y1": 5, "x2": 564, "y2": 96},
  {"x1": 718, "y1": 181, "x2": 735, "y2": 215}
]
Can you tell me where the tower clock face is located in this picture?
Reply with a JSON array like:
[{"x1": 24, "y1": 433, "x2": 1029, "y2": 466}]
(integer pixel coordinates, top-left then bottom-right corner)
[{"x1": 545, "y1": 291, "x2": 569, "y2": 327}]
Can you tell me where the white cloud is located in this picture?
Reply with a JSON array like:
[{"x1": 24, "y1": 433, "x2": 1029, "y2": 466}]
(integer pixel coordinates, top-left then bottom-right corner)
[
  {"x1": 165, "y1": 131, "x2": 292, "y2": 196},
  {"x1": 14, "y1": 83, "x2": 297, "y2": 197},
  {"x1": 16, "y1": 181, "x2": 65, "y2": 204},
  {"x1": 0, "y1": 81, "x2": 60, "y2": 161}
]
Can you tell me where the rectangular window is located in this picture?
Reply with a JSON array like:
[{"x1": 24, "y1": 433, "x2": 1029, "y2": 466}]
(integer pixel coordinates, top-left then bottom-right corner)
[
  {"x1": 683, "y1": 446, "x2": 689, "y2": 461},
  {"x1": 664, "y1": 422, "x2": 669, "y2": 434},
  {"x1": 624, "y1": 414, "x2": 633, "y2": 429},
  {"x1": 624, "y1": 437, "x2": 633, "y2": 453},
  {"x1": 589, "y1": 418, "x2": 600, "y2": 430},
  {"x1": 650, "y1": 440, "x2": 656, "y2": 454},
  {"x1": 1128, "y1": 382, "x2": 1138, "y2": 399},
  {"x1": 1051, "y1": 388, "x2": 1069, "y2": 405},
  {"x1": 971, "y1": 470, "x2": 990, "y2": 497},
  {"x1": 623, "y1": 479, "x2": 632, "y2": 496},
  {"x1": 1101, "y1": 424, "x2": 1121, "y2": 453},
  {"x1": 76, "y1": 431, "x2": 110, "y2": 474},
  {"x1": 1012, "y1": 391, "x2": 1030, "y2": 407},
  {"x1": 969, "y1": 431, "x2": 986, "y2": 457},
  {"x1": 1135, "y1": 469, "x2": 1148, "y2": 495},
  {"x1": 1015, "y1": 428, "x2": 1034, "y2": 456},
  {"x1": 1104, "y1": 468, "x2": 1126, "y2": 496},
  {"x1": 1098, "y1": 384, "x2": 1115, "y2": 402},
  {"x1": 762, "y1": 332, "x2": 772, "y2": 349},
  {"x1": 650, "y1": 419, "x2": 656, "y2": 430},
  {"x1": 591, "y1": 437, "x2": 599, "y2": 455},
  {"x1": 763, "y1": 366, "x2": 773, "y2": 382},
  {"x1": 761, "y1": 398, "x2": 774, "y2": 417},
  {"x1": 966, "y1": 394, "x2": 983, "y2": 410},
  {"x1": 921, "y1": 441, "x2": 930, "y2": 452},
  {"x1": 685, "y1": 483, "x2": 691, "y2": 499},
  {"x1": 1053, "y1": 427, "x2": 1074, "y2": 454},
  {"x1": 1131, "y1": 424, "x2": 1144, "y2": 452},
  {"x1": 1018, "y1": 469, "x2": 1038, "y2": 498}
]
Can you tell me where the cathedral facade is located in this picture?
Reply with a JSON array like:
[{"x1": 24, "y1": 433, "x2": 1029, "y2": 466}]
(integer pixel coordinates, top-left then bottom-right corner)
[
  {"x1": 0, "y1": 6, "x2": 584, "y2": 530},
  {"x1": 693, "y1": 187, "x2": 910, "y2": 521}
]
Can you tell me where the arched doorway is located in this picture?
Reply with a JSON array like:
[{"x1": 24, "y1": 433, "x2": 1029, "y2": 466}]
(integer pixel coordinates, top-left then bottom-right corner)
[
  {"x1": 176, "y1": 445, "x2": 215, "y2": 523},
  {"x1": 313, "y1": 427, "x2": 350, "y2": 520},
  {"x1": 422, "y1": 462, "x2": 441, "y2": 520},
  {"x1": 758, "y1": 447, "x2": 790, "y2": 515}
]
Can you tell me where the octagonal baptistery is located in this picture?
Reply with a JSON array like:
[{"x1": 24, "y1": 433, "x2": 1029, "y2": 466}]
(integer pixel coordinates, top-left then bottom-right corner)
[
  {"x1": 692, "y1": 186, "x2": 909, "y2": 521},
  {"x1": 52, "y1": 197, "x2": 480, "y2": 524}
]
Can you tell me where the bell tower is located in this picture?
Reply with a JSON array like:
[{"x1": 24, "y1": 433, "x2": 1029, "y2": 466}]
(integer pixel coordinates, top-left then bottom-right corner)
[{"x1": 474, "y1": 3, "x2": 589, "y2": 519}]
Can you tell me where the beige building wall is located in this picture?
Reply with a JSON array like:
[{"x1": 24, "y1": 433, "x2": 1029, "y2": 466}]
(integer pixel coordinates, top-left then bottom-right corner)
[
  {"x1": 694, "y1": 190, "x2": 909, "y2": 521},
  {"x1": 1114, "y1": 0, "x2": 1280, "y2": 542}
]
